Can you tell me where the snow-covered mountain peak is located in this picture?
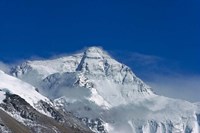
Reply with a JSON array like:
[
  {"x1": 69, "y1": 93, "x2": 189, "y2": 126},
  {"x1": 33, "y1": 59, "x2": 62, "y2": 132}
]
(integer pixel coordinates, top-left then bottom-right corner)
[
  {"x1": 83, "y1": 46, "x2": 111, "y2": 59},
  {"x1": 76, "y1": 47, "x2": 112, "y2": 73},
  {"x1": 10, "y1": 47, "x2": 155, "y2": 110},
  {"x1": 11, "y1": 46, "x2": 113, "y2": 79},
  {"x1": 5, "y1": 47, "x2": 200, "y2": 133},
  {"x1": 10, "y1": 47, "x2": 128, "y2": 83}
]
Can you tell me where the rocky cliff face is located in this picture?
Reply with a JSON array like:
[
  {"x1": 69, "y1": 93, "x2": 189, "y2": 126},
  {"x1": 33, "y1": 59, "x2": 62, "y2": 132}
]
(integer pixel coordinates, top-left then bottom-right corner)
[{"x1": 0, "y1": 92, "x2": 92, "y2": 133}]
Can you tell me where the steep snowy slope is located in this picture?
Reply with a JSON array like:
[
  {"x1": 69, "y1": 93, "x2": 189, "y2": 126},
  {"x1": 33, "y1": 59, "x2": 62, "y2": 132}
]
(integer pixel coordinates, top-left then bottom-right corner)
[
  {"x1": 0, "y1": 70, "x2": 93, "y2": 133},
  {"x1": 11, "y1": 47, "x2": 200, "y2": 133},
  {"x1": 0, "y1": 70, "x2": 50, "y2": 110}
]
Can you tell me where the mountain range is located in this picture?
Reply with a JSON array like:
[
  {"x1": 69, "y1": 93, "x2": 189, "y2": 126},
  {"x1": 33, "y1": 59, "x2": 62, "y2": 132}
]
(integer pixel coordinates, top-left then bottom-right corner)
[{"x1": 0, "y1": 46, "x2": 200, "y2": 133}]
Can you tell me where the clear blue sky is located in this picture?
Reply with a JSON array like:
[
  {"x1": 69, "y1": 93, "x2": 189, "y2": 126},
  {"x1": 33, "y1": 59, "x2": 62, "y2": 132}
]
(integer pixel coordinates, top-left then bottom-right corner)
[{"x1": 0, "y1": 0, "x2": 199, "y2": 74}]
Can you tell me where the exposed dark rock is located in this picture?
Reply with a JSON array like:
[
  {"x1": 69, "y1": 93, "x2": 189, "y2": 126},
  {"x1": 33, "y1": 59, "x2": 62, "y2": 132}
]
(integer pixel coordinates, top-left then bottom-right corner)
[
  {"x1": 36, "y1": 100, "x2": 64, "y2": 123},
  {"x1": 80, "y1": 117, "x2": 106, "y2": 133},
  {"x1": 2, "y1": 93, "x2": 38, "y2": 121},
  {"x1": 0, "y1": 93, "x2": 93, "y2": 133}
]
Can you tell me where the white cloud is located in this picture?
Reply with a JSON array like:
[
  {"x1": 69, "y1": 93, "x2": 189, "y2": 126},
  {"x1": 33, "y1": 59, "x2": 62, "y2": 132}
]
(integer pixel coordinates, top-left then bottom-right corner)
[
  {"x1": 0, "y1": 61, "x2": 10, "y2": 73},
  {"x1": 146, "y1": 73, "x2": 200, "y2": 102}
]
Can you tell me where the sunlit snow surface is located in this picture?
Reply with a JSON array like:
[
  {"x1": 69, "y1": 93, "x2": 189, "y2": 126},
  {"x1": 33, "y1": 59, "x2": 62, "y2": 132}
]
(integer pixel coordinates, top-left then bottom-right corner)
[
  {"x1": 11, "y1": 47, "x2": 200, "y2": 133},
  {"x1": 0, "y1": 70, "x2": 51, "y2": 117}
]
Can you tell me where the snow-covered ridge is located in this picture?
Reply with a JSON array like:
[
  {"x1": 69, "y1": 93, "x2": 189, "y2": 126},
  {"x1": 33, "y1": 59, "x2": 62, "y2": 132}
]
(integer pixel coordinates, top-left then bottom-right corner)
[{"x1": 0, "y1": 70, "x2": 50, "y2": 112}]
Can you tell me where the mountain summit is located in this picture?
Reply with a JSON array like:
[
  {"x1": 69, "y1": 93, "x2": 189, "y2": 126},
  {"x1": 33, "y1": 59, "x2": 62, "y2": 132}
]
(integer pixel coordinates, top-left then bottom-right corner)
[
  {"x1": 11, "y1": 46, "x2": 153, "y2": 98},
  {"x1": 10, "y1": 46, "x2": 200, "y2": 133},
  {"x1": 83, "y1": 46, "x2": 111, "y2": 58}
]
